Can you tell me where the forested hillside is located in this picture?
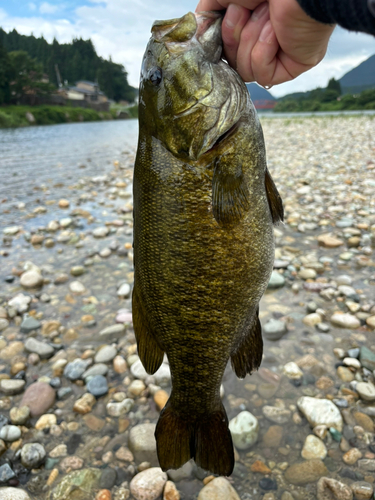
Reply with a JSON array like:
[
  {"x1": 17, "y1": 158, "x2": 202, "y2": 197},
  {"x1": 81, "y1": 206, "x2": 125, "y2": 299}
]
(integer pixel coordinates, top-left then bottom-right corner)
[{"x1": 0, "y1": 28, "x2": 137, "y2": 102}]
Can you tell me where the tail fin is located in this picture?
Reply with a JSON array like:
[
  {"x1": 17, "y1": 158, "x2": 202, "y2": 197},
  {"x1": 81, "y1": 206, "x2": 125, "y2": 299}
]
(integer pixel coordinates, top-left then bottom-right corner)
[{"x1": 155, "y1": 400, "x2": 234, "y2": 476}]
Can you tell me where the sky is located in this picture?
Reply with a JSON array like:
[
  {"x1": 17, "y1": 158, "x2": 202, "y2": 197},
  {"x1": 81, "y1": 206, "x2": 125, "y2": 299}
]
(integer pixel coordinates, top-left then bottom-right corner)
[{"x1": 1, "y1": 0, "x2": 374, "y2": 97}]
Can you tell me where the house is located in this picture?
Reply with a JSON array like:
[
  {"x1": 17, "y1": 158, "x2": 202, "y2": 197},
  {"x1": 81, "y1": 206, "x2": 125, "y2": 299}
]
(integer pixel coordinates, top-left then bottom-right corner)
[{"x1": 61, "y1": 80, "x2": 108, "y2": 104}]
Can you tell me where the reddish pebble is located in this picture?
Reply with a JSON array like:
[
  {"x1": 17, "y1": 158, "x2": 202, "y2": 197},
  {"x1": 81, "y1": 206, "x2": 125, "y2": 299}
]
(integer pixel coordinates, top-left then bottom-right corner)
[
  {"x1": 96, "y1": 490, "x2": 111, "y2": 500},
  {"x1": 21, "y1": 382, "x2": 55, "y2": 417}
]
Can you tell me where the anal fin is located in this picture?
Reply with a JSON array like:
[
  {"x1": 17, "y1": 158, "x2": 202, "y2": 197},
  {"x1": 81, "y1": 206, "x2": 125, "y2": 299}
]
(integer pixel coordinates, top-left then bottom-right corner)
[
  {"x1": 132, "y1": 285, "x2": 164, "y2": 374},
  {"x1": 231, "y1": 309, "x2": 263, "y2": 379},
  {"x1": 265, "y1": 167, "x2": 284, "y2": 224}
]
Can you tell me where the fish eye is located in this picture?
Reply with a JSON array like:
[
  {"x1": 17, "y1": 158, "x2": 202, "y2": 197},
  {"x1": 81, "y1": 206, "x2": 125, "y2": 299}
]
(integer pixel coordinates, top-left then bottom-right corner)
[{"x1": 148, "y1": 67, "x2": 162, "y2": 86}]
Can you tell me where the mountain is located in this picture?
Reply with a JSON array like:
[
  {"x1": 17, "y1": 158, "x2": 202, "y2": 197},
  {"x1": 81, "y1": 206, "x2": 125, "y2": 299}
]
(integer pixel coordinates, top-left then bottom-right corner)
[
  {"x1": 246, "y1": 83, "x2": 276, "y2": 109},
  {"x1": 339, "y1": 54, "x2": 375, "y2": 94}
]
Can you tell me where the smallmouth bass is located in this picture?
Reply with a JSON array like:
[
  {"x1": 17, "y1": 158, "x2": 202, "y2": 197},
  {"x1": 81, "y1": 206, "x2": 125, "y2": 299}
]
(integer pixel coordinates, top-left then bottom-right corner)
[{"x1": 133, "y1": 11, "x2": 283, "y2": 476}]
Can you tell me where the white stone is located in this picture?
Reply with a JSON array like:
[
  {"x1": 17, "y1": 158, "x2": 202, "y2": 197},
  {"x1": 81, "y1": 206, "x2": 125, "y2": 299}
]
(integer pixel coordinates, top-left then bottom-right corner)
[
  {"x1": 330, "y1": 313, "x2": 360, "y2": 329},
  {"x1": 117, "y1": 283, "x2": 131, "y2": 297},
  {"x1": 356, "y1": 382, "x2": 375, "y2": 402},
  {"x1": 343, "y1": 357, "x2": 361, "y2": 369},
  {"x1": 198, "y1": 477, "x2": 241, "y2": 500},
  {"x1": 303, "y1": 313, "x2": 322, "y2": 327},
  {"x1": 106, "y1": 398, "x2": 134, "y2": 417},
  {"x1": 69, "y1": 281, "x2": 85, "y2": 294},
  {"x1": 338, "y1": 285, "x2": 357, "y2": 297},
  {"x1": 283, "y1": 362, "x2": 303, "y2": 379},
  {"x1": 130, "y1": 467, "x2": 167, "y2": 500},
  {"x1": 297, "y1": 397, "x2": 343, "y2": 432},
  {"x1": 0, "y1": 488, "x2": 31, "y2": 500},
  {"x1": 262, "y1": 406, "x2": 291, "y2": 424},
  {"x1": 131, "y1": 359, "x2": 171, "y2": 386},
  {"x1": 301, "y1": 435, "x2": 327, "y2": 460},
  {"x1": 93, "y1": 226, "x2": 109, "y2": 238},
  {"x1": 20, "y1": 270, "x2": 43, "y2": 288},
  {"x1": 0, "y1": 425, "x2": 21, "y2": 442},
  {"x1": 3, "y1": 226, "x2": 21, "y2": 235},
  {"x1": 128, "y1": 380, "x2": 146, "y2": 397},
  {"x1": 229, "y1": 411, "x2": 259, "y2": 450},
  {"x1": 94, "y1": 345, "x2": 117, "y2": 363}
]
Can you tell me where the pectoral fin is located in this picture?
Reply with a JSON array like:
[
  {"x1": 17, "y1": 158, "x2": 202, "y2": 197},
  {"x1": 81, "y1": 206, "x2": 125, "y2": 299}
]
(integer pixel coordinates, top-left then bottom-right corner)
[
  {"x1": 132, "y1": 285, "x2": 164, "y2": 374},
  {"x1": 265, "y1": 168, "x2": 284, "y2": 224},
  {"x1": 212, "y1": 158, "x2": 250, "y2": 227},
  {"x1": 231, "y1": 309, "x2": 263, "y2": 379}
]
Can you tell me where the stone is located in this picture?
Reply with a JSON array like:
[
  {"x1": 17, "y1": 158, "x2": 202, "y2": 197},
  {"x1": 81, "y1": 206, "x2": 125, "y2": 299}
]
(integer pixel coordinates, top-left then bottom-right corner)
[
  {"x1": 64, "y1": 358, "x2": 90, "y2": 381},
  {"x1": 0, "y1": 319, "x2": 9, "y2": 332},
  {"x1": 262, "y1": 425, "x2": 283, "y2": 447},
  {"x1": 299, "y1": 268, "x2": 317, "y2": 279},
  {"x1": 0, "y1": 488, "x2": 30, "y2": 500},
  {"x1": 360, "y1": 346, "x2": 375, "y2": 371},
  {"x1": 263, "y1": 318, "x2": 287, "y2": 340},
  {"x1": 284, "y1": 459, "x2": 328, "y2": 485},
  {"x1": 0, "y1": 341, "x2": 24, "y2": 360},
  {"x1": 297, "y1": 397, "x2": 343, "y2": 431},
  {"x1": 21, "y1": 382, "x2": 56, "y2": 417},
  {"x1": 0, "y1": 425, "x2": 21, "y2": 442},
  {"x1": 356, "y1": 382, "x2": 375, "y2": 402},
  {"x1": 113, "y1": 356, "x2": 127, "y2": 374},
  {"x1": 51, "y1": 468, "x2": 101, "y2": 500},
  {"x1": 350, "y1": 482, "x2": 373, "y2": 500},
  {"x1": 154, "y1": 390, "x2": 169, "y2": 410},
  {"x1": 366, "y1": 316, "x2": 375, "y2": 329},
  {"x1": 262, "y1": 406, "x2": 291, "y2": 424},
  {"x1": 197, "y1": 477, "x2": 241, "y2": 500},
  {"x1": 99, "y1": 323, "x2": 125, "y2": 340},
  {"x1": 87, "y1": 375, "x2": 108, "y2": 398},
  {"x1": 10, "y1": 406, "x2": 30, "y2": 425},
  {"x1": 60, "y1": 456, "x2": 84, "y2": 472},
  {"x1": 83, "y1": 364, "x2": 108, "y2": 380},
  {"x1": 250, "y1": 460, "x2": 271, "y2": 474},
  {"x1": 330, "y1": 313, "x2": 360, "y2": 329},
  {"x1": 70, "y1": 266, "x2": 85, "y2": 277},
  {"x1": 117, "y1": 283, "x2": 131, "y2": 297},
  {"x1": 128, "y1": 423, "x2": 158, "y2": 466},
  {"x1": 95, "y1": 345, "x2": 117, "y2": 363},
  {"x1": 74, "y1": 393, "x2": 96, "y2": 414},
  {"x1": 316, "y1": 477, "x2": 353, "y2": 500},
  {"x1": 229, "y1": 411, "x2": 259, "y2": 450},
  {"x1": 41, "y1": 320, "x2": 61, "y2": 336},
  {"x1": 358, "y1": 459, "x2": 375, "y2": 472},
  {"x1": 301, "y1": 435, "x2": 327, "y2": 460},
  {"x1": 21, "y1": 443, "x2": 46, "y2": 468},
  {"x1": 7, "y1": 294, "x2": 31, "y2": 313},
  {"x1": 317, "y1": 234, "x2": 344, "y2": 248},
  {"x1": 106, "y1": 398, "x2": 133, "y2": 417},
  {"x1": 49, "y1": 444, "x2": 67, "y2": 458},
  {"x1": 25, "y1": 337, "x2": 54, "y2": 359},
  {"x1": 0, "y1": 379, "x2": 25, "y2": 395},
  {"x1": 283, "y1": 362, "x2": 303, "y2": 379},
  {"x1": 35, "y1": 413, "x2": 57, "y2": 430},
  {"x1": 3, "y1": 225, "x2": 21, "y2": 235},
  {"x1": 343, "y1": 448, "x2": 362, "y2": 465},
  {"x1": 20, "y1": 270, "x2": 43, "y2": 288},
  {"x1": 303, "y1": 313, "x2": 322, "y2": 327},
  {"x1": 83, "y1": 414, "x2": 105, "y2": 432},
  {"x1": 163, "y1": 480, "x2": 180, "y2": 500},
  {"x1": 93, "y1": 226, "x2": 109, "y2": 238},
  {"x1": 128, "y1": 380, "x2": 146, "y2": 397},
  {"x1": 115, "y1": 446, "x2": 134, "y2": 462},
  {"x1": 130, "y1": 468, "x2": 167, "y2": 500},
  {"x1": 267, "y1": 271, "x2": 285, "y2": 289},
  {"x1": 337, "y1": 366, "x2": 355, "y2": 382},
  {"x1": 353, "y1": 412, "x2": 374, "y2": 432},
  {"x1": 99, "y1": 468, "x2": 117, "y2": 490},
  {"x1": 20, "y1": 316, "x2": 41, "y2": 333},
  {"x1": 69, "y1": 280, "x2": 86, "y2": 294},
  {"x1": 58, "y1": 199, "x2": 70, "y2": 208}
]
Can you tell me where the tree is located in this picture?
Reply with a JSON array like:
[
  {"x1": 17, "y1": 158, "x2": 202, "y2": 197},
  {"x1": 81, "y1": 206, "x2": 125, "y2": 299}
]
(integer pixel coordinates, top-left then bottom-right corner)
[
  {"x1": 327, "y1": 77, "x2": 342, "y2": 95},
  {"x1": 0, "y1": 42, "x2": 12, "y2": 104}
]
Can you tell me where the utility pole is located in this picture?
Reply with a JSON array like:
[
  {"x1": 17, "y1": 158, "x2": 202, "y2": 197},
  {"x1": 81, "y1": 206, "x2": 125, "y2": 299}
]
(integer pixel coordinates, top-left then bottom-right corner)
[{"x1": 55, "y1": 64, "x2": 62, "y2": 88}]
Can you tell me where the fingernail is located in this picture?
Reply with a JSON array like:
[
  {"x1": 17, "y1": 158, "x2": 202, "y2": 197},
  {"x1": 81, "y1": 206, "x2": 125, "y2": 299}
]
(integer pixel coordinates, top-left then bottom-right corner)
[
  {"x1": 252, "y1": 2, "x2": 268, "y2": 21},
  {"x1": 225, "y1": 4, "x2": 242, "y2": 28},
  {"x1": 259, "y1": 20, "x2": 273, "y2": 42}
]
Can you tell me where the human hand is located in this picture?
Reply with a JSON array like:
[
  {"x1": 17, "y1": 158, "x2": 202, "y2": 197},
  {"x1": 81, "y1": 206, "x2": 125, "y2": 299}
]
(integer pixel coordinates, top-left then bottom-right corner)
[{"x1": 195, "y1": 0, "x2": 335, "y2": 87}]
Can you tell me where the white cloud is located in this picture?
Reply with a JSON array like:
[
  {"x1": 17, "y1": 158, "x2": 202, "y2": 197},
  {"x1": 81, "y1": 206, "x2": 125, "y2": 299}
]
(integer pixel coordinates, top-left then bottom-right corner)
[
  {"x1": 28, "y1": 3, "x2": 37, "y2": 11},
  {"x1": 1, "y1": 2, "x2": 374, "y2": 95},
  {"x1": 39, "y1": 2, "x2": 59, "y2": 15}
]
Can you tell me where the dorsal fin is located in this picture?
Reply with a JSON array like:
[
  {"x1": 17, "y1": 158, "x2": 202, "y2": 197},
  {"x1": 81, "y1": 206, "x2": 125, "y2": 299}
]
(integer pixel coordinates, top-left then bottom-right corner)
[
  {"x1": 265, "y1": 168, "x2": 284, "y2": 224},
  {"x1": 152, "y1": 12, "x2": 197, "y2": 42}
]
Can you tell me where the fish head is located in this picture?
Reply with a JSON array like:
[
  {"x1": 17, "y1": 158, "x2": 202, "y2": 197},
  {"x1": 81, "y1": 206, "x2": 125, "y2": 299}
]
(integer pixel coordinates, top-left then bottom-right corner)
[{"x1": 139, "y1": 11, "x2": 248, "y2": 160}]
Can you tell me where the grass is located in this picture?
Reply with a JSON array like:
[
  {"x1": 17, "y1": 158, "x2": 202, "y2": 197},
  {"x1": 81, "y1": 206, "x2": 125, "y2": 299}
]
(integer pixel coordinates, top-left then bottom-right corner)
[{"x1": 0, "y1": 104, "x2": 137, "y2": 128}]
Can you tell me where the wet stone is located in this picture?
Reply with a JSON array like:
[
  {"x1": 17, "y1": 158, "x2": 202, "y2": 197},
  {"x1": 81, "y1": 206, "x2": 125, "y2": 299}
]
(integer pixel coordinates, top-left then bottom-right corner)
[
  {"x1": 0, "y1": 425, "x2": 21, "y2": 442},
  {"x1": 297, "y1": 397, "x2": 343, "y2": 431},
  {"x1": 0, "y1": 379, "x2": 25, "y2": 395},
  {"x1": 128, "y1": 423, "x2": 158, "y2": 466},
  {"x1": 99, "y1": 323, "x2": 125, "y2": 340},
  {"x1": 356, "y1": 382, "x2": 375, "y2": 402},
  {"x1": 284, "y1": 459, "x2": 328, "y2": 485},
  {"x1": 95, "y1": 345, "x2": 117, "y2": 363},
  {"x1": 317, "y1": 477, "x2": 353, "y2": 500},
  {"x1": 0, "y1": 464, "x2": 16, "y2": 483},
  {"x1": 259, "y1": 478, "x2": 278, "y2": 491},
  {"x1": 87, "y1": 375, "x2": 108, "y2": 397},
  {"x1": 9, "y1": 406, "x2": 30, "y2": 425},
  {"x1": 21, "y1": 381, "x2": 56, "y2": 417},
  {"x1": 0, "y1": 487, "x2": 30, "y2": 500},
  {"x1": 50, "y1": 467, "x2": 101, "y2": 500},
  {"x1": 130, "y1": 467, "x2": 167, "y2": 500},
  {"x1": 83, "y1": 363, "x2": 108, "y2": 380},
  {"x1": 197, "y1": 477, "x2": 240, "y2": 500},
  {"x1": 263, "y1": 318, "x2": 287, "y2": 340},
  {"x1": 106, "y1": 398, "x2": 134, "y2": 417},
  {"x1": 262, "y1": 406, "x2": 291, "y2": 424},
  {"x1": 20, "y1": 315, "x2": 41, "y2": 332},
  {"x1": 99, "y1": 468, "x2": 117, "y2": 490},
  {"x1": 229, "y1": 411, "x2": 259, "y2": 450},
  {"x1": 301, "y1": 435, "x2": 327, "y2": 460},
  {"x1": 267, "y1": 271, "x2": 285, "y2": 289},
  {"x1": 21, "y1": 443, "x2": 46, "y2": 468},
  {"x1": 64, "y1": 358, "x2": 90, "y2": 381},
  {"x1": 360, "y1": 346, "x2": 375, "y2": 371},
  {"x1": 24, "y1": 337, "x2": 54, "y2": 359},
  {"x1": 350, "y1": 481, "x2": 374, "y2": 500}
]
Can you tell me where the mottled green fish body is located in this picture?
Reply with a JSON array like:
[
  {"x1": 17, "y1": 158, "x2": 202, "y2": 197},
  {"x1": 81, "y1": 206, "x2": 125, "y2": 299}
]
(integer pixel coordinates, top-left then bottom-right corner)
[{"x1": 133, "y1": 11, "x2": 283, "y2": 476}]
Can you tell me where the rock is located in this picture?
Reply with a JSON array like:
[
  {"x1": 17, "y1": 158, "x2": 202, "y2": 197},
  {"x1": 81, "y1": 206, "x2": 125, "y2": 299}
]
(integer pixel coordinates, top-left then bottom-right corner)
[
  {"x1": 74, "y1": 393, "x2": 96, "y2": 414},
  {"x1": 301, "y1": 435, "x2": 327, "y2": 460},
  {"x1": 95, "y1": 345, "x2": 117, "y2": 363},
  {"x1": 262, "y1": 406, "x2": 291, "y2": 424},
  {"x1": 358, "y1": 459, "x2": 375, "y2": 472},
  {"x1": 360, "y1": 346, "x2": 375, "y2": 371},
  {"x1": 99, "y1": 468, "x2": 117, "y2": 490},
  {"x1": 20, "y1": 316, "x2": 41, "y2": 333},
  {"x1": 229, "y1": 411, "x2": 259, "y2": 450},
  {"x1": 197, "y1": 477, "x2": 240, "y2": 500},
  {"x1": 87, "y1": 375, "x2": 108, "y2": 398},
  {"x1": 24, "y1": 337, "x2": 54, "y2": 359},
  {"x1": 21, "y1": 443, "x2": 46, "y2": 468},
  {"x1": 337, "y1": 366, "x2": 355, "y2": 382},
  {"x1": 299, "y1": 268, "x2": 317, "y2": 279},
  {"x1": 49, "y1": 444, "x2": 67, "y2": 458},
  {"x1": 297, "y1": 397, "x2": 343, "y2": 431},
  {"x1": 21, "y1": 382, "x2": 56, "y2": 417},
  {"x1": 0, "y1": 425, "x2": 21, "y2": 442},
  {"x1": 128, "y1": 380, "x2": 146, "y2": 397},
  {"x1": 99, "y1": 324, "x2": 125, "y2": 340},
  {"x1": 154, "y1": 390, "x2": 169, "y2": 410},
  {"x1": 330, "y1": 313, "x2": 360, "y2": 329},
  {"x1": 163, "y1": 480, "x2": 180, "y2": 500},
  {"x1": 317, "y1": 477, "x2": 353, "y2": 500},
  {"x1": 303, "y1": 313, "x2": 322, "y2": 327},
  {"x1": 0, "y1": 379, "x2": 25, "y2": 395},
  {"x1": 128, "y1": 423, "x2": 158, "y2": 466},
  {"x1": 154, "y1": 363, "x2": 171, "y2": 386},
  {"x1": 343, "y1": 448, "x2": 362, "y2": 465},
  {"x1": 50, "y1": 468, "x2": 101, "y2": 500},
  {"x1": 83, "y1": 364, "x2": 108, "y2": 380},
  {"x1": 131, "y1": 359, "x2": 148, "y2": 379},
  {"x1": 262, "y1": 425, "x2": 283, "y2": 447},
  {"x1": 20, "y1": 270, "x2": 43, "y2": 288},
  {"x1": 0, "y1": 464, "x2": 16, "y2": 483},
  {"x1": 60, "y1": 456, "x2": 84, "y2": 472},
  {"x1": 41, "y1": 320, "x2": 61, "y2": 336},
  {"x1": 113, "y1": 355, "x2": 127, "y2": 374},
  {"x1": 93, "y1": 227, "x2": 109, "y2": 238},
  {"x1": 3, "y1": 225, "x2": 21, "y2": 236},
  {"x1": 251, "y1": 460, "x2": 271, "y2": 474},
  {"x1": 283, "y1": 362, "x2": 303, "y2": 379},
  {"x1": 70, "y1": 266, "x2": 85, "y2": 277},
  {"x1": 263, "y1": 318, "x2": 287, "y2": 340},
  {"x1": 267, "y1": 271, "x2": 285, "y2": 289},
  {"x1": 350, "y1": 482, "x2": 373, "y2": 500},
  {"x1": 117, "y1": 283, "x2": 131, "y2": 297},
  {"x1": 106, "y1": 398, "x2": 133, "y2": 417},
  {"x1": 356, "y1": 382, "x2": 375, "y2": 402},
  {"x1": 115, "y1": 446, "x2": 134, "y2": 462},
  {"x1": 353, "y1": 412, "x2": 374, "y2": 432},
  {"x1": 0, "y1": 488, "x2": 30, "y2": 500},
  {"x1": 284, "y1": 459, "x2": 328, "y2": 485},
  {"x1": 130, "y1": 468, "x2": 167, "y2": 500},
  {"x1": 8, "y1": 294, "x2": 31, "y2": 313},
  {"x1": 317, "y1": 234, "x2": 344, "y2": 248},
  {"x1": 58, "y1": 199, "x2": 70, "y2": 208},
  {"x1": 64, "y1": 358, "x2": 90, "y2": 381},
  {"x1": 69, "y1": 281, "x2": 86, "y2": 294},
  {"x1": 10, "y1": 406, "x2": 30, "y2": 425},
  {"x1": 0, "y1": 319, "x2": 9, "y2": 332},
  {"x1": 35, "y1": 413, "x2": 57, "y2": 430}
]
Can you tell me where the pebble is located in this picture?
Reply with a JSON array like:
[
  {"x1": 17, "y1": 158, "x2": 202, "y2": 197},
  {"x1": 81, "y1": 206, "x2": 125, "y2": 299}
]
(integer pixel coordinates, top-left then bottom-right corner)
[
  {"x1": 117, "y1": 283, "x2": 131, "y2": 297},
  {"x1": 128, "y1": 379, "x2": 146, "y2": 397},
  {"x1": 360, "y1": 346, "x2": 375, "y2": 371},
  {"x1": 60, "y1": 456, "x2": 84, "y2": 472},
  {"x1": 284, "y1": 459, "x2": 328, "y2": 485},
  {"x1": 115, "y1": 446, "x2": 134, "y2": 462},
  {"x1": 74, "y1": 393, "x2": 96, "y2": 414},
  {"x1": 106, "y1": 398, "x2": 133, "y2": 417},
  {"x1": 316, "y1": 477, "x2": 353, "y2": 500},
  {"x1": 128, "y1": 423, "x2": 158, "y2": 466},
  {"x1": 7, "y1": 294, "x2": 31, "y2": 313},
  {"x1": 267, "y1": 271, "x2": 285, "y2": 289},
  {"x1": 64, "y1": 358, "x2": 90, "y2": 381},
  {"x1": 70, "y1": 265, "x2": 85, "y2": 276},
  {"x1": 0, "y1": 463, "x2": 16, "y2": 483},
  {"x1": 228, "y1": 411, "x2": 259, "y2": 450},
  {"x1": 99, "y1": 323, "x2": 125, "y2": 340},
  {"x1": 197, "y1": 477, "x2": 240, "y2": 500},
  {"x1": 21, "y1": 381, "x2": 56, "y2": 417},
  {"x1": 20, "y1": 270, "x2": 43, "y2": 288},
  {"x1": 262, "y1": 406, "x2": 291, "y2": 424},
  {"x1": 0, "y1": 488, "x2": 31, "y2": 500},
  {"x1": 337, "y1": 366, "x2": 355, "y2": 382},
  {"x1": 24, "y1": 337, "x2": 54, "y2": 359},
  {"x1": 303, "y1": 313, "x2": 322, "y2": 327},
  {"x1": 58, "y1": 199, "x2": 70, "y2": 208},
  {"x1": 0, "y1": 379, "x2": 25, "y2": 395},
  {"x1": 330, "y1": 313, "x2": 361, "y2": 329},
  {"x1": 9, "y1": 406, "x2": 30, "y2": 425},
  {"x1": 20, "y1": 315, "x2": 41, "y2": 332},
  {"x1": 263, "y1": 318, "x2": 287, "y2": 340},
  {"x1": 301, "y1": 435, "x2": 327, "y2": 460},
  {"x1": 283, "y1": 362, "x2": 303, "y2": 379},
  {"x1": 163, "y1": 481, "x2": 180, "y2": 500},
  {"x1": 51, "y1": 468, "x2": 101, "y2": 499},
  {"x1": 358, "y1": 459, "x2": 375, "y2": 472},
  {"x1": 21, "y1": 443, "x2": 46, "y2": 468},
  {"x1": 69, "y1": 280, "x2": 86, "y2": 294},
  {"x1": 93, "y1": 226, "x2": 109, "y2": 238},
  {"x1": 113, "y1": 355, "x2": 127, "y2": 374},
  {"x1": 83, "y1": 363, "x2": 108, "y2": 380},
  {"x1": 356, "y1": 382, "x2": 375, "y2": 401},
  {"x1": 154, "y1": 390, "x2": 169, "y2": 410},
  {"x1": 0, "y1": 425, "x2": 21, "y2": 442},
  {"x1": 317, "y1": 234, "x2": 344, "y2": 248},
  {"x1": 130, "y1": 468, "x2": 167, "y2": 500},
  {"x1": 297, "y1": 397, "x2": 343, "y2": 431},
  {"x1": 0, "y1": 319, "x2": 9, "y2": 332},
  {"x1": 35, "y1": 413, "x2": 57, "y2": 429},
  {"x1": 95, "y1": 345, "x2": 117, "y2": 363},
  {"x1": 343, "y1": 448, "x2": 362, "y2": 465},
  {"x1": 49, "y1": 444, "x2": 67, "y2": 458},
  {"x1": 350, "y1": 481, "x2": 374, "y2": 500},
  {"x1": 87, "y1": 375, "x2": 109, "y2": 397}
]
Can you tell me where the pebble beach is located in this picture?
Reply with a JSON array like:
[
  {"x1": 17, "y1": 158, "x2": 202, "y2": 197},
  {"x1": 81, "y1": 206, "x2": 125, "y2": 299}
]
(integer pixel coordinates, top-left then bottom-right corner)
[{"x1": 0, "y1": 115, "x2": 374, "y2": 500}]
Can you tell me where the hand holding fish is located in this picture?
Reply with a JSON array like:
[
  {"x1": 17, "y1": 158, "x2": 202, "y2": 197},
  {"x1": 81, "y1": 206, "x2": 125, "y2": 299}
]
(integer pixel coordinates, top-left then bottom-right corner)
[{"x1": 195, "y1": 0, "x2": 335, "y2": 87}]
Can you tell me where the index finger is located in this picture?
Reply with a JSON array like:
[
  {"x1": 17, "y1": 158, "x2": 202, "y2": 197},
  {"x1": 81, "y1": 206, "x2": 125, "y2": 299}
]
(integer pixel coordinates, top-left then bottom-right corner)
[{"x1": 196, "y1": 0, "x2": 226, "y2": 12}]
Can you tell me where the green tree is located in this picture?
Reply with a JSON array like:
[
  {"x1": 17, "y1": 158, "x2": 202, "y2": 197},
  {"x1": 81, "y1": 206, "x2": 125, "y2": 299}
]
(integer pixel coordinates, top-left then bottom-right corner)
[
  {"x1": 0, "y1": 43, "x2": 12, "y2": 104},
  {"x1": 327, "y1": 77, "x2": 342, "y2": 95}
]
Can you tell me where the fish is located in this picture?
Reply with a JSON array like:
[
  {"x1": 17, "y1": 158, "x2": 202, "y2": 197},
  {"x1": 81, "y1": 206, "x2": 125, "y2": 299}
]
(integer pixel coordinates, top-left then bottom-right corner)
[{"x1": 132, "y1": 11, "x2": 283, "y2": 476}]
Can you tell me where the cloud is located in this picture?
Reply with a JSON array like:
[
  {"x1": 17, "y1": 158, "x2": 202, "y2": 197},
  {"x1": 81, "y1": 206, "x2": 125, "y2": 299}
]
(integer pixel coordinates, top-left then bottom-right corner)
[
  {"x1": 39, "y1": 2, "x2": 59, "y2": 14},
  {"x1": 0, "y1": 1, "x2": 374, "y2": 96},
  {"x1": 28, "y1": 3, "x2": 37, "y2": 11}
]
